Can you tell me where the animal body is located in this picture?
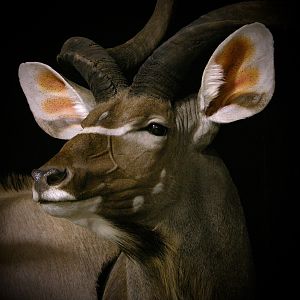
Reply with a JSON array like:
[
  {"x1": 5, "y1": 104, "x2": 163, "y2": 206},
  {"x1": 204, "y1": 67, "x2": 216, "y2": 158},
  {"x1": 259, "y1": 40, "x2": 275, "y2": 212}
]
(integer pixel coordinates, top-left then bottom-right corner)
[
  {"x1": 1, "y1": 1, "x2": 283, "y2": 299},
  {"x1": 0, "y1": 180, "x2": 119, "y2": 299}
]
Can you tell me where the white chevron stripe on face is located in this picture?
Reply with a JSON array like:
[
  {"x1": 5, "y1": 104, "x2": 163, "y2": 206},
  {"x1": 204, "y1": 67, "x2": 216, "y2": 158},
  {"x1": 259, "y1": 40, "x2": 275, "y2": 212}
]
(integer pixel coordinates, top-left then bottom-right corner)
[{"x1": 79, "y1": 124, "x2": 134, "y2": 136}]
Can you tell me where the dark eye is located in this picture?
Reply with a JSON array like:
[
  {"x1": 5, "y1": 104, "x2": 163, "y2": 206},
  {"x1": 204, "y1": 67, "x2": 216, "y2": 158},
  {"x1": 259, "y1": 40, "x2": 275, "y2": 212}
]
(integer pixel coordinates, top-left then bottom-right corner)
[{"x1": 145, "y1": 123, "x2": 168, "y2": 136}]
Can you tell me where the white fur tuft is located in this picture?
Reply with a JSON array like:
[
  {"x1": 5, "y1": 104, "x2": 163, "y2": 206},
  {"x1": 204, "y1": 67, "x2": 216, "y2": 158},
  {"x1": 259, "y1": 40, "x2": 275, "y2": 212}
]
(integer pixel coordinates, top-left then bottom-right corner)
[
  {"x1": 69, "y1": 213, "x2": 131, "y2": 245},
  {"x1": 200, "y1": 64, "x2": 224, "y2": 110},
  {"x1": 132, "y1": 196, "x2": 145, "y2": 212},
  {"x1": 73, "y1": 102, "x2": 90, "y2": 119},
  {"x1": 41, "y1": 188, "x2": 75, "y2": 201},
  {"x1": 152, "y1": 182, "x2": 164, "y2": 195},
  {"x1": 198, "y1": 23, "x2": 274, "y2": 124}
]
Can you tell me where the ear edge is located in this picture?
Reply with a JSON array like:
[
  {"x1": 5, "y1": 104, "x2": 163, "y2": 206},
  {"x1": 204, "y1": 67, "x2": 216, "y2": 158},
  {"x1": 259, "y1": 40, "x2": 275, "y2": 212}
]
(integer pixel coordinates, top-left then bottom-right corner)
[
  {"x1": 18, "y1": 62, "x2": 92, "y2": 139},
  {"x1": 207, "y1": 92, "x2": 272, "y2": 123},
  {"x1": 199, "y1": 22, "x2": 275, "y2": 124},
  {"x1": 19, "y1": 62, "x2": 92, "y2": 119}
]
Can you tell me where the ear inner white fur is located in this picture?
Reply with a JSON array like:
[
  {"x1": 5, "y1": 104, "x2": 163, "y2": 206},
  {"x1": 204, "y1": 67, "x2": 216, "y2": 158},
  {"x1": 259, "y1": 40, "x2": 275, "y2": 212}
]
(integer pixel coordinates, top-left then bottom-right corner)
[
  {"x1": 198, "y1": 22, "x2": 274, "y2": 123},
  {"x1": 18, "y1": 62, "x2": 96, "y2": 139}
]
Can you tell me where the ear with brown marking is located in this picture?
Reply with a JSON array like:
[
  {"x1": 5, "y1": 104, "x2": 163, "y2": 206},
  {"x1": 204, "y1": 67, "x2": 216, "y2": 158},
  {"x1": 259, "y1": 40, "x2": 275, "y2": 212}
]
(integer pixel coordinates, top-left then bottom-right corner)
[
  {"x1": 198, "y1": 22, "x2": 274, "y2": 123},
  {"x1": 19, "y1": 62, "x2": 96, "y2": 139}
]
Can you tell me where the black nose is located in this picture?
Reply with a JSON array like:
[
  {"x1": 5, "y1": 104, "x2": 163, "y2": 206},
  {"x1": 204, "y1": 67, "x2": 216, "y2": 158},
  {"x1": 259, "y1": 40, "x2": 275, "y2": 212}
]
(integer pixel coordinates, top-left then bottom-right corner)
[
  {"x1": 31, "y1": 168, "x2": 68, "y2": 186},
  {"x1": 31, "y1": 169, "x2": 44, "y2": 182}
]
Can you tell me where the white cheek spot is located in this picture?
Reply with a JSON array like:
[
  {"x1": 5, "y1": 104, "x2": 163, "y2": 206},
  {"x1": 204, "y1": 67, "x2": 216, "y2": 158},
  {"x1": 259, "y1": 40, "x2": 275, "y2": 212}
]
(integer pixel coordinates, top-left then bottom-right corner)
[
  {"x1": 41, "y1": 188, "x2": 75, "y2": 201},
  {"x1": 152, "y1": 182, "x2": 164, "y2": 195},
  {"x1": 32, "y1": 187, "x2": 39, "y2": 202},
  {"x1": 132, "y1": 195, "x2": 144, "y2": 212},
  {"x1": 152, "y1": 169, "x2": 166, "y2": 195}
]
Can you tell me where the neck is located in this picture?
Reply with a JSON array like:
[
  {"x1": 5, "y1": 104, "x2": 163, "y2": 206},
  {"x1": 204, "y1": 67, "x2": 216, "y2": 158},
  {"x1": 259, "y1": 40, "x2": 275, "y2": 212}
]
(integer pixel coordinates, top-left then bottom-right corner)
[{"x1": 116, "y1": 152, "x2": 254, "y2": 299}]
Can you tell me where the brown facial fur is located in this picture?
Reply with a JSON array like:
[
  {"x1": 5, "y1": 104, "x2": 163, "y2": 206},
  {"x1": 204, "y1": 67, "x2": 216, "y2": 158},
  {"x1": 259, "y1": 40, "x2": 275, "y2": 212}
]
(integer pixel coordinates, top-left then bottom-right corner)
[
  {"x1": 206, "y1": 36, "x2": 259, "y2": 116},
  {"x1": 82, "y1": 91, "x2": 173, "y2": 129},
  {"x1": 37, "y1": 70, "x2": 66, "y2": 93},
  {"x1": 39, "y1": 94, "x2": 173, "y2": 218}
]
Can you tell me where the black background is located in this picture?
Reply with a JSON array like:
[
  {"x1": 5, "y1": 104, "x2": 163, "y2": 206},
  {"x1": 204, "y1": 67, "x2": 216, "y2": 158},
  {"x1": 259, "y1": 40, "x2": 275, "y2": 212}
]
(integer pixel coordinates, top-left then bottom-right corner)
[{"x1": 1, "y1": 1, "x2": 296, "y2": 299}]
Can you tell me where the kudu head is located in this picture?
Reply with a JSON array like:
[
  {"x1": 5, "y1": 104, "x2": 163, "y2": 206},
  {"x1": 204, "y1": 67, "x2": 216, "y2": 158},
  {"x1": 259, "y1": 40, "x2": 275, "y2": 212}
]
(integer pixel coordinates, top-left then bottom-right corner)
[{"x1": 19, "y1": 1, "x2": 276, "y2": 258}]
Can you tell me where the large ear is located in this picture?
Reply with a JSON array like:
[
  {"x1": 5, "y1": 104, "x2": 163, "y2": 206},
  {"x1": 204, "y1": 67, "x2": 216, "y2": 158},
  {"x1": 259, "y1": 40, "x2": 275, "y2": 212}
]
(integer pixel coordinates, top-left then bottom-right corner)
[
  {"x1": 19, "y1": 62, "x2": 96, "y2": 139},
  {"x1": 199, "y1": 23, "x2": 274, "y2": 123}
]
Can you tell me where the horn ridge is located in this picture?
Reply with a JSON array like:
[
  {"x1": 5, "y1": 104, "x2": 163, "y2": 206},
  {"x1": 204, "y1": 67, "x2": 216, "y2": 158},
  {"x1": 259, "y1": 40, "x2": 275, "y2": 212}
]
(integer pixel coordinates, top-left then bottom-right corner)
[
  {"x1": 107, "y1": 0, "x2": 174, "y2": 72},
  {"x1": 58, "y1": 36, "x2": 127, "y2": 102},
  {"x1": 129, "y1": 1, "x2": 285, "y2": 100}
]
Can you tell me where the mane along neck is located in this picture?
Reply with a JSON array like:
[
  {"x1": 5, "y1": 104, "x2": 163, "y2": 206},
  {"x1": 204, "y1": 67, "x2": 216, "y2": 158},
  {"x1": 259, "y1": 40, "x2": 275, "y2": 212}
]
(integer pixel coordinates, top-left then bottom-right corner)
[{"x1": 0, "y1": 175, "x2": 32, "y2": 196}]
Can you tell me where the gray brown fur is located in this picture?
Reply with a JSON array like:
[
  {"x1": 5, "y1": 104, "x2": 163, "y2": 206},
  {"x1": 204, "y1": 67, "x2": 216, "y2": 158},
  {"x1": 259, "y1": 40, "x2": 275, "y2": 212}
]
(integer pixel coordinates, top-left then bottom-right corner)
[
  {"x1": 6, "y1": 1, "x2": 285, "y2": 299},
  {"x1": 0, "y1": 177, "x2": 119, "y2": 299}
]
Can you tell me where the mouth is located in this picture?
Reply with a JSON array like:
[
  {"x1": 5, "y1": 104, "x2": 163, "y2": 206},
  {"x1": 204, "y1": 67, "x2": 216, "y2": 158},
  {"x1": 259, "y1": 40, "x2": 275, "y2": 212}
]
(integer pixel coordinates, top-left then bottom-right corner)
[
  {"x1": 38, "y1": 196, "x2": 103, "y2": 218},
  {"x1": 39, "y1": 199, "x2": 79, "y2": 204}
]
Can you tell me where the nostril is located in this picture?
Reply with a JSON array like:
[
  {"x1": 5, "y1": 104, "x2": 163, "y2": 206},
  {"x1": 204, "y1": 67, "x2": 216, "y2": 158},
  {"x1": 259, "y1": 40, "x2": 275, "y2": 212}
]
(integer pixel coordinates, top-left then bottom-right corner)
[
  {"x1": 45, "y1": 168, "x2": 68, "y2": 186},
  {"x1": 31, "y1": 169, "x2": 44, "y2": 182}
]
